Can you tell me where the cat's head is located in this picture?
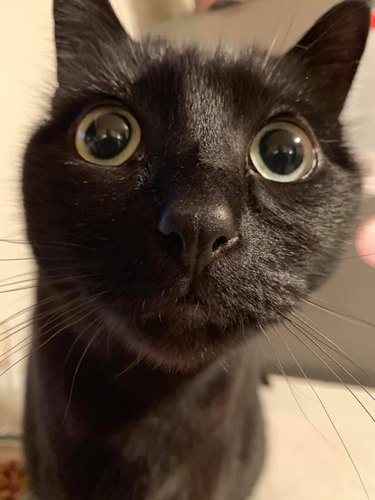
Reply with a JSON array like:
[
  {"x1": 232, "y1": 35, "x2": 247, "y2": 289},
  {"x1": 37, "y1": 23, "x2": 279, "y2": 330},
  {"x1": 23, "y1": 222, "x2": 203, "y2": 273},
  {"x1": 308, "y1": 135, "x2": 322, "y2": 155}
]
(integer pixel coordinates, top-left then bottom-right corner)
[{"x1": 23, "y1": 0, "x2": 370, "y2": 372}]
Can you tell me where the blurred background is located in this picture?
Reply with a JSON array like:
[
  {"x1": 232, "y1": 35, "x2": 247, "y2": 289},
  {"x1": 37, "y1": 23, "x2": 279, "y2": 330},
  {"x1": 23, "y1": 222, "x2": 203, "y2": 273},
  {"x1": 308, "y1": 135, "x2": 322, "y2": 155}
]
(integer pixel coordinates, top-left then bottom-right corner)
[{"x1": 0, "y1": 1, "x2": 374, "y2": 498}]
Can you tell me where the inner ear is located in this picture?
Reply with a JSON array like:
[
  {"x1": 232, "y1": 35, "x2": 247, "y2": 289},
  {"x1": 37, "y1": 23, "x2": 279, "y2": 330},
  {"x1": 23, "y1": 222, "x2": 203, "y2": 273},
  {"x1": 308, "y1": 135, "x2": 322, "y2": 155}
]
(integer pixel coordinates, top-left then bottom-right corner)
[
  {"x1": 54, "y1": 0, "x2": 129, "y2": 86},
  {"x1": 285, "y1": 1, "x2": 370, "y2": 116}
]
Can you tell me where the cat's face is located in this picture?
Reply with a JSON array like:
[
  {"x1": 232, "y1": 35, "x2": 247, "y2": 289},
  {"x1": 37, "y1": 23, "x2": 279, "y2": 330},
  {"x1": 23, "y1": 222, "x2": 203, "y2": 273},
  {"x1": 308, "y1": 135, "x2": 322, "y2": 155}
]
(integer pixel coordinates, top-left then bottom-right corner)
[{"x1": 23, "y1": 0, "x2": 369, "y2": 371}]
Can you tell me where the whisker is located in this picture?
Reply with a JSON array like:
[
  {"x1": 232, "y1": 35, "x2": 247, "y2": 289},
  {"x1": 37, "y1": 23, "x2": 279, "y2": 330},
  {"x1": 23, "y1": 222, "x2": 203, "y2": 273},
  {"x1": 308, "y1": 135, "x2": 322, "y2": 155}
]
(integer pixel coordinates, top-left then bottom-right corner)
[
  {"x1": 0, "y1": 271, "x2": 37, "y2": 285},
  {"x1": 63, "y1": 321, "x2": 104, "y2": 425},
  {"x1": 303, "y1": 298, "x2": 375, "y2": 330},
  {"x1": 262, "y1": 6, "x2": 291, "y2": 85},
  {"x1": 0, "y1": 277, "x2": 39, "y2": 289},
  {"x1": 291, "y1": 311, "x2": 375, "y2": 387},
  {"x1": 0, "y1": 266, "x2": 95, "y2": 289},
  {"x1": 0, "y1": 268, "x2": 105, "y2": 296},
  {"x1": 273, "y1": 323, "x2": 370, "y2": 500},
  {"x1": 0, "y1": 257, "x2": 35, "y2": 262},
  {"x1": 0, "y1": 291, "x2": 109, "y2": 379},
  {"x1": 254, "y1": 335, "x2": 270, "y2": 386},
  {"x1": 112, "y1": 355, "x2": 142, "y2": 382},
  {"x1": 0, "y1": 286, "x2": 80, "y2": 338},
  {"x1": 284, "y1": 318, "x2": 375, "y2": 423},
  {"x1": 341, "y1": 251, "x2": 375, "y2": 261},
  {"x1": 0, "y1": 269, "x2": 103, "y2": 290},
  {"x1": 0, "y1": 296, "x2": 96, "y2": 365},
  {"x1": 0, "y1": 237, "x2": 95, "y2": 252},
  {"x1": 0, "y1": 283, "x2": 48, "y2": 294},
  {"x1": 262, "y1": 3, "x2": 284, "y2": 69},
  {"x1": 62, "y1": 308, "x2": 104, "y2": 381},
  {"x1": 261, "y1": 323, "x2": 338, "y2": 450},
  {"x1": 1, "y1": 317, "x2": 35, "y2": 342},
  {"x1": 278, "y1": 0, "x2": 302, "y2": 54}
]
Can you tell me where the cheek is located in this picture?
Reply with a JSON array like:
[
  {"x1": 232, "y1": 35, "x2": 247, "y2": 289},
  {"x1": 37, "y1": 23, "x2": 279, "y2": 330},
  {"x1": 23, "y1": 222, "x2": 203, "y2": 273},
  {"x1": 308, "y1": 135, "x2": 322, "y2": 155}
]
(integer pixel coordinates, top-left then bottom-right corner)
[
  {"x1": 244, "y1": 172, "x2": 360, "y2": 278},
  {"x1": 43, "y1": 162, "x2": 149, "y2": 232},
  {"x1": 255, "y1": 164, "x2": 359, "y2": 223}
]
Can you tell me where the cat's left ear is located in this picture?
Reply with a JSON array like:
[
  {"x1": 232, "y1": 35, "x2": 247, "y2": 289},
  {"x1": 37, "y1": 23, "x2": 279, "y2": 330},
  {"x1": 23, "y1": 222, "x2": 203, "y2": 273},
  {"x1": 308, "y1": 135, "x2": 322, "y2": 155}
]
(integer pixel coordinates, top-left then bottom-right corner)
[
  {"x1": 285, "y1": 1, "x2": 370, "y2": 115},
  {"x1": 54, "y1": 0, "x2": 129, "y2": 85}
]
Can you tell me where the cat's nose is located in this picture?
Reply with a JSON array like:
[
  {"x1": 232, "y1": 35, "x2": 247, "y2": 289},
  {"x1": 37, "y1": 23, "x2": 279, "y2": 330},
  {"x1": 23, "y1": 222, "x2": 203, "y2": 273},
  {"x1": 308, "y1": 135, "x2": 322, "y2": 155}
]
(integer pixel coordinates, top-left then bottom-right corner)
[{"x1": 158, "y1": 203, "x2": 239, "y2": 275}]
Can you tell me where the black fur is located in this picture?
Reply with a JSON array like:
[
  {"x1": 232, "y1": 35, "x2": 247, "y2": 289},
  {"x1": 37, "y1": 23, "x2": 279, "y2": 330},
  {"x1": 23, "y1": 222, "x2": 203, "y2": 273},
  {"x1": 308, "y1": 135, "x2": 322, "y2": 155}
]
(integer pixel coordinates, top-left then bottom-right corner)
[{"x1": 22, "y1": 1, "x2": 370, "y2": 498}]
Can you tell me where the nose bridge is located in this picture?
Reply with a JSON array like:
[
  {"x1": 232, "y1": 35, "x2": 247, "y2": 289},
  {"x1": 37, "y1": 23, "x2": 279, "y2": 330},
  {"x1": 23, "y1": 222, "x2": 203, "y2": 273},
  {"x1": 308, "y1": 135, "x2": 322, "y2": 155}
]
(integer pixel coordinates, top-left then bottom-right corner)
[{"x1": 163, "y1": 159, "x2": 238, "y2": 211}]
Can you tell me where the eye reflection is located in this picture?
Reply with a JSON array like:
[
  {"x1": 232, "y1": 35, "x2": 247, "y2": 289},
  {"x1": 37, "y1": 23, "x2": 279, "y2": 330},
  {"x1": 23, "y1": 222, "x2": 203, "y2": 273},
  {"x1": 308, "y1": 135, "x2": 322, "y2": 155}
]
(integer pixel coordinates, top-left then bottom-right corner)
[
  {"x1": 250, "y1": 121, "x2": 317, "y2": 183},
  {"x1": 75, "y1": 106, "x2": 141, "y2": 167}
]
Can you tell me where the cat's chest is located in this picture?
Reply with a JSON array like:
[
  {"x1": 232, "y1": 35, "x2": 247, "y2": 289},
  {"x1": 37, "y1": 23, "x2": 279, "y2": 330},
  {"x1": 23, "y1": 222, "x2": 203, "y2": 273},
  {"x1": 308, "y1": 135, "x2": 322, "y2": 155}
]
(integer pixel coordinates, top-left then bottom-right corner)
[
  {"x1": 116, "y1": 415, "x2": 230, "y2": 500},
  {"x1": 103, "y1": 362, "x2": 258, "y2": 500}
]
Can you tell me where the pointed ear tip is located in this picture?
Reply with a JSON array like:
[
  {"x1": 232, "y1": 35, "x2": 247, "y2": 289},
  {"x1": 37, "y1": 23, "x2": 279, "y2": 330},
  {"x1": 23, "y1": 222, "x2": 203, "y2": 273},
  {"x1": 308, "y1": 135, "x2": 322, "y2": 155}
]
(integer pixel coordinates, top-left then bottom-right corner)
[
  {"x1": 283, "y1": 0, "x2": 371, "y2": 116},
  {"x1": 336, "y1": 1, "x2": 371, "y2": 50},
  {"x1": 329, "y1": 0, "x2": 371, "y2": 26},
  {"x1": 292, "y1": 0, "x2": 371, "y2": 52}
]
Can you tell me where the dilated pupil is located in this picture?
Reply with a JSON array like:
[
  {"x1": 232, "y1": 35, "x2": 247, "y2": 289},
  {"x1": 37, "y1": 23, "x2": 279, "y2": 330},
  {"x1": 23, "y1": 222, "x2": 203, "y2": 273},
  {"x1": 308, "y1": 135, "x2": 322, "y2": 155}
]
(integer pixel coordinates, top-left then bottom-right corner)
[
  {"x1": 259, "y1": 129, "x2": 304, "y2": 175},
  {"x1": 84, "y1": 113, "x2": 131, "y2": 160}
]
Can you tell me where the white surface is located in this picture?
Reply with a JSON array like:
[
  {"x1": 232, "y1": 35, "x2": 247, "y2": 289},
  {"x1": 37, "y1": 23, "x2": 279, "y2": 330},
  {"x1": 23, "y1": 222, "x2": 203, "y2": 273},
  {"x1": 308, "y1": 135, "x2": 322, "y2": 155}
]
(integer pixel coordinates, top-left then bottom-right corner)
[{"x1": 254, "y1": 377, "x2": 375, "y2": 500}]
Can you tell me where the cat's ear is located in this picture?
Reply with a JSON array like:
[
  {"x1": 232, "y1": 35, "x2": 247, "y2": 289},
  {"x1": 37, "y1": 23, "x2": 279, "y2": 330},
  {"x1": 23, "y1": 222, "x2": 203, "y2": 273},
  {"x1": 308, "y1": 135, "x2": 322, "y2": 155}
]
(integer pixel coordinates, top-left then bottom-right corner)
[
  {"x1": 285, "y1": 1, "x2": 370, "y2": 115},
  {"x1": 54, "y1": 0, "x2": 128, "y2": 85}
]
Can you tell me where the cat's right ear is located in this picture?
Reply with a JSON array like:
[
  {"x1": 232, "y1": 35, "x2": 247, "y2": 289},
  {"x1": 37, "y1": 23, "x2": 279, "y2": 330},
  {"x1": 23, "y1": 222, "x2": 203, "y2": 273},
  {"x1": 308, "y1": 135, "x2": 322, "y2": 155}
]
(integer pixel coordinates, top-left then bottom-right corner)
[
  {"x1": 285, "y1": 1, "x2": 370, "y2": 116},
  {"x1": 54, "y1": 0, "x2": 129, "y2": 86}
]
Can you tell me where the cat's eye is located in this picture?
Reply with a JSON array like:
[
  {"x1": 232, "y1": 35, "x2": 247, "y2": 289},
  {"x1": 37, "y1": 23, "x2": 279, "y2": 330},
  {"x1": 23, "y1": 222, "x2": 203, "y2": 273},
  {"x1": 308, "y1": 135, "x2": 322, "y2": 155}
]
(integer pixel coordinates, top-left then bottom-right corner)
[
  {"x1": 75, "y1": 106, "x2": 141, "y2": 166},
  {"x1": 249, "y1": 121, "x2": 317, "y2": 183}
]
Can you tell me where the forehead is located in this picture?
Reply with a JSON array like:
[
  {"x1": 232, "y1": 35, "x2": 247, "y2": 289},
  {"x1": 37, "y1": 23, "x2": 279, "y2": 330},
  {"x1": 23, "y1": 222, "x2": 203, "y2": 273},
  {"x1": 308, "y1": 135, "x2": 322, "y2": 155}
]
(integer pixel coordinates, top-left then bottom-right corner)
[
  {"x1": 134, "y1": 45, "x2": 298, "y2": 149},
  {"x1": 120, "y1": 42, "x2": 285, "y2": 127},
  {"x1": 132, "y1": 43, "x2": 269, "y2": 102}
]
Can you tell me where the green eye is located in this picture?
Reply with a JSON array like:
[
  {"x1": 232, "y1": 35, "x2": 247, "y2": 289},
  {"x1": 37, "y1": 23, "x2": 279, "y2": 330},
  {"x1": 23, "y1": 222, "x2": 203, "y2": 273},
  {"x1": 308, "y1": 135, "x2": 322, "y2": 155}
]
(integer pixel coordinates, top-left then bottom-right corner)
[
  {"x1": 75, "y1": 106, "x2": 141, "y2": 166},
  {"x1": 249, "y1": 121, "x2": 317, "y2": 183}
]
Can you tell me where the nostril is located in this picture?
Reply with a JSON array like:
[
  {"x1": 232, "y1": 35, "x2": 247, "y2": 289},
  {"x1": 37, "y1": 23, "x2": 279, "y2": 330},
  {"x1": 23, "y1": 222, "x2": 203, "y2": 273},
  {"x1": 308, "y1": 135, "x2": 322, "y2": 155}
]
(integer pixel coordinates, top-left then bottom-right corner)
[
  {"x1": 161, "y1": 230, "x2": 185, "y2": 254},
  {"x1": 212, "y1": 235, "x2": 229, "y2": 253}
]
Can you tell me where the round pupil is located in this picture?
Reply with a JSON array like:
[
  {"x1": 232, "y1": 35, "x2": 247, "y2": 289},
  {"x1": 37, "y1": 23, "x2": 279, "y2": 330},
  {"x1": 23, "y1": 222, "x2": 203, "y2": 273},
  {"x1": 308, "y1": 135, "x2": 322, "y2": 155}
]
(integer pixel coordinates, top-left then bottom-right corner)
[
  {"x1": 259, "y1": 129, "x2": 304, "y2": 176},
  {"x1": 83, "y1": 113, "x2": 131, "y2": 160}
]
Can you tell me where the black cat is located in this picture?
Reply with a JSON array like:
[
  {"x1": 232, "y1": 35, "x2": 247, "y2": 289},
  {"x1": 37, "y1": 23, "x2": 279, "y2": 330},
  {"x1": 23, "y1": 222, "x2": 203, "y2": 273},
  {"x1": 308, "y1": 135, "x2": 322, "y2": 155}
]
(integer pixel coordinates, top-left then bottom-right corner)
[{"x1": 22, "y1": 1, "x2": 370, "y2": 498}]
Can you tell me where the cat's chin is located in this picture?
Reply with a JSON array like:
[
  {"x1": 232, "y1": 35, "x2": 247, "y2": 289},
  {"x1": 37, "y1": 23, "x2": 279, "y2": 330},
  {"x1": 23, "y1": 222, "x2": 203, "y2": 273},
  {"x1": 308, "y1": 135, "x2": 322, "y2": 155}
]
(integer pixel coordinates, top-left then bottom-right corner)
[
  {"x1": 124, "y1": 325, "x2": 247, "y2": 374},
  {"x1": 104, "y1": 301, "x2": 258, "y2": 373}
]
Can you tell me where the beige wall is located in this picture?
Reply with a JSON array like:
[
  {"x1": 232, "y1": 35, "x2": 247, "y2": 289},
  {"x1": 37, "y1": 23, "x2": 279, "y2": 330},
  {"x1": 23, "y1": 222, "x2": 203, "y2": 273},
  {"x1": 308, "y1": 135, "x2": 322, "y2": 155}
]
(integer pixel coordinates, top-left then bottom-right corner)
[{"x1": 0, "y1": 2, "x2": 54, "y2": 428}]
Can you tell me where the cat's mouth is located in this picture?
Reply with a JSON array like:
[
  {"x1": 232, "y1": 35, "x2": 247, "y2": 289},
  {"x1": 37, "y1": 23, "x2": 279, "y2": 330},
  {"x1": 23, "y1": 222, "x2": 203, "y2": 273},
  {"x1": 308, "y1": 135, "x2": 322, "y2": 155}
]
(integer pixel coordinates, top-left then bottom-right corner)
[{"x1": 138, "y1": 294, "x2": 229, "y2": 327}]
